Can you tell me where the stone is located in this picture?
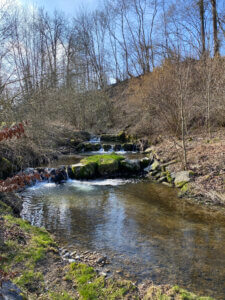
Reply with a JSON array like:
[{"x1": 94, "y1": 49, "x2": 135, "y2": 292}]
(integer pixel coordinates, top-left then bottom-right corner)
[
  {"x1": 98, "y1": 160, "x2": 119, "y2": 176},
  {"x1": 113, "y1": 144, "x2": 122, "y2": 151},
  {"x1": 140, "y1": 157, "x2": 151, "y2": 169},
  {"x1": 70, "y1": 162, "x2": 97, "y2": 179},
  {"x1": 100, "y1": 131, "x2": 126, "y2": 143},
  {"x1": 150, "y1": 160, "x2": 161, "y2": 171},
  {"x1": 162, "y1": 182, "x2": 173, "y2": 187},
  {"x1": 103, "y1": 144, "x2": 112, "y2": 152},
  {"x1": 120, "y1": 159, "x2": 141, "y2": 173},
  {"x1": 96, "y1": 256, "x2": 107, "y2": 264},
  {"x1": 122, "y1": 143, "x2": 134, "y2": 152},
  {"x1": 143, "y1": 147, "x2": 152, "y2": 154},
  {"x1": 0, "y1": 280, "x2": 24, "y2": 300},
  {"x1": 174, "y1": 171, "x2": 194, "y2": 188},
  {"x1": 158, "y1": 176, "x2": 167, "y2": 183}
]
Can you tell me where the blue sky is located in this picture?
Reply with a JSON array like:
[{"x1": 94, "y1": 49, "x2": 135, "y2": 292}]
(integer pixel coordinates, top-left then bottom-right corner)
[{"x1": 20, "y1": 0, "x2": 101, "y2": 16}]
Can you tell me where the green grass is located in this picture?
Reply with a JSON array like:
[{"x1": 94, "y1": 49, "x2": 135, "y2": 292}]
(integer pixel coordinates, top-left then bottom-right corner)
[
  {"x1": 65, "y1": 262, "x2": 136, "y2": 300},
  {"x1": 49, "y1": 291, "x2": 74, "y2": 300},
  {"x1": 81, "y1": 153, "x2": 125, "y2": 166},
  {"x1": 144, "y1": 285, "x2": 214, "y2": 300},
  {"x1": 0, "y1": 200, "x2": 13, "y2": 215},
  {"x1": 1, "y1": 215, "x2": 56, "y2": 294}
]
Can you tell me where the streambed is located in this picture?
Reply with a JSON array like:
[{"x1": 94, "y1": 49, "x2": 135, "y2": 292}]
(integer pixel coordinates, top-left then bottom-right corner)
[{"x1": 21, "y1": 177, "x2": 225, "y2": 299}]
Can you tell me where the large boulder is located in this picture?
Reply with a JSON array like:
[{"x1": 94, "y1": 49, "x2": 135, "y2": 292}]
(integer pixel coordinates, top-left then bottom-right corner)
[
  {"x1": 174, "y1": 171, "x2": 194, "y2": 188},
  {"x1": 70, "y1": 162, "x2": 97, "y2": 179},
  {"x1": 98, "y1": 159, "x2": 120, "y2": 176},
  {"x1": 120, "y1": 159, "x2": 141, "y2": 173}
]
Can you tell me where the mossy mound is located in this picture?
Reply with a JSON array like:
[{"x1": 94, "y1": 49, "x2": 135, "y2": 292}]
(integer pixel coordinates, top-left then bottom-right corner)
[
  {"x1": 81, "y1": 154, "x2": 125, "y2": 177},
  {"x1": 144, "y1": 284, "x2": 213, "y2": 300},
  {"x1": 65, "y1": 262, "x2": 137, "y2": 300},
  {"x1": 80, "y1": 153, "x2": 125, "y2": 166}
]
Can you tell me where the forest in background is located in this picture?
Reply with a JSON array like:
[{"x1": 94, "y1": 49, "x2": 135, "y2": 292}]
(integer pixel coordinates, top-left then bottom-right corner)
[{"x1": 0, "y1": 0, "x2": 224, "y2": 168}]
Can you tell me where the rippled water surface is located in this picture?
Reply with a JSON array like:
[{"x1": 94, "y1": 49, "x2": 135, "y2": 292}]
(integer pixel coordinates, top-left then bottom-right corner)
[{"x1": 21, "y1": 179, "x2": 225, "y2": 298}]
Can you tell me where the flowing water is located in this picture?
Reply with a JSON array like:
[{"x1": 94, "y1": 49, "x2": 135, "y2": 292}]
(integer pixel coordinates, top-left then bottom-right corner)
[{"x1": 21, "y1": 177, "x2": 225, "y2": 299}]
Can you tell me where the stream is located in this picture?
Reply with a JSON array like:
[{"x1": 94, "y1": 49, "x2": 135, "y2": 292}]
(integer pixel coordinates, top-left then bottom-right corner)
[{"x1": 20, "y1": 143, "x2": 225, "y2": 299}]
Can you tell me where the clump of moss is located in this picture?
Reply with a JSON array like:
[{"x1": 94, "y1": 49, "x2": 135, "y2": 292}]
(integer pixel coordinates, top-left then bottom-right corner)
[
  {"x1": 14, "y1": 270, "x2": 44, "y2": 292},
  {"x1": 0, "y1": 200, "x2": 13, "y2": 215},
  {"x1": 81, "y1": 153, "x2": 125, "y2": 166},
  {"x1": 1, "y1": 215, "x2": 56, "y2": 294},
  {"x1": 144, "y1": 284, "x2": 214, "y2": 300},
  {"x1": 65, "y1": 262, "x2": 136, "y2": 300}
]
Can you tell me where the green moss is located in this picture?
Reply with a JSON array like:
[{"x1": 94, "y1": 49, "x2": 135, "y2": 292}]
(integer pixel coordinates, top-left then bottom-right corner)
[
  {"x1": 172, "y1": 286, "x2": 213, "y2": 300},
  {"x1": 175, "y1": 181, "x2": 188, "y2": 188},
  {"x1": 49, "y1": 291, "x2": 74, "y2": 300},
  {"x1": 144, "y1": 285, "x2": 213, "y2": 300},
  {"x1": 14, "y1": 270, "x2": 44, "y2": 292},
  {"x1": 2, "y1": 215, "x2": 56, "y2": 271},
  {"x1": 81, "y1": 153, "x2": 124, "y2": 166},
  {"x1": 65, "y1": 263, "x2": 136, "y2": 300},
  {"x1": 0, "y1": 200, "x2": 13, "y2": 215}
]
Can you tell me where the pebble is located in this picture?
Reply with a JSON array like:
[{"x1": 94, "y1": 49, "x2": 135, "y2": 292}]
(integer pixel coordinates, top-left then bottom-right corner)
[
  {"x1": 75, "y1": 255, "x2": 80, "y2": 260},
  {"x1": 61, "y1": 249, "x2": 68, "y2": 255},
  {"x1": 97, "y1": 256, "x2": 107, "y2": 264},
  {"x1": 68, "y1": 259, "x2": 76, "y2": 263},
  {"x1": 71, "y1": 251, "x2": 77, "y2": 256},
  {"x1": 63, "y1": 252, "x2": 71, "y2": 259},
  {"x1": 99, "y1": 272, "x2": 107, "y2": 277}
]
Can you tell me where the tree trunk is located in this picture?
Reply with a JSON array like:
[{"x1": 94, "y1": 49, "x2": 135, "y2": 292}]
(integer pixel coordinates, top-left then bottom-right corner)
[
  {"x1": 211, "y1": 0, "x2": 219, "y2": 56},
  {"x1": 198, "y1": 0, "x2": 206, "y2": 57}
]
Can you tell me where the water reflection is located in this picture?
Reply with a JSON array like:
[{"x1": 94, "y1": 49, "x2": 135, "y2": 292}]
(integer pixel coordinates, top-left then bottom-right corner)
[{"x1": 21, "y1": 180, "x2": 225, "y2": 299}]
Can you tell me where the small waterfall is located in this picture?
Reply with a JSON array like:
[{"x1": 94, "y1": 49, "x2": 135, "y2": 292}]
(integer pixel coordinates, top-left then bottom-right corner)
[{"x1": 89, "y1": 136, "x2": 101, "y2": 144}]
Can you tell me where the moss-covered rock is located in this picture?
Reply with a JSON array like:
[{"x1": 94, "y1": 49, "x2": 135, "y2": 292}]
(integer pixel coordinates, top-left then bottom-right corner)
[
  {"x1": 80, "y1": 154, "x2": 125, "y2": 177},
  {"x1": 174, "y1": 171, "x2": 194, "y2": 188},
  {"x1": 70, "y1": 162, "x2": 97, "y2": 179},
  {"x1": 151, "y1": 160, "x2": 161, "y2": 171},
  {"x1": 120, "y1": 159, "x2": 141, "y2": 173}
]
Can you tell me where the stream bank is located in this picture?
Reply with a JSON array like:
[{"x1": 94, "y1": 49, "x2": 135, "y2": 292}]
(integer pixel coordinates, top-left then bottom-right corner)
[{"x1": 0, "y1": 197, "x2": 214, "y2": 300}]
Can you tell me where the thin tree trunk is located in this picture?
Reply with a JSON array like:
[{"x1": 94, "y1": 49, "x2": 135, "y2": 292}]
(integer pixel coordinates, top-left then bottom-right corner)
[
  {"x1": 211, "y1": 0, "x2": 219, "y2": 56},
  {"x1": 199, "y1": 0, "x2": 206, "y2": 56}
]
